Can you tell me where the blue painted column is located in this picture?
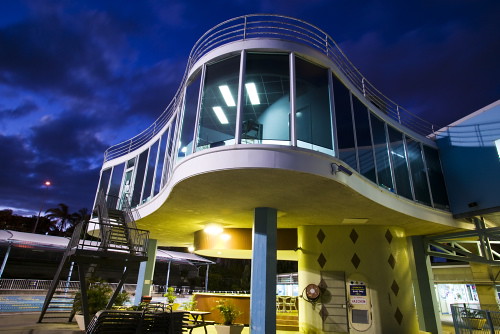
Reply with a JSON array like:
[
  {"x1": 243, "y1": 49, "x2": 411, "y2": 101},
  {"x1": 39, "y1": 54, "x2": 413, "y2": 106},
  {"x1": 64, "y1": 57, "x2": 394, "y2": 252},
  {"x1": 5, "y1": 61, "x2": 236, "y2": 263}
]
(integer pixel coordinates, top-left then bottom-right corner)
[
  {"x1": 134, "y1": 239, "x2": 158, "y2": 305},
  {"x1": 250, "y1": 207, "x2": 277, "y2": 333},
  {"x1": 408, "y1": 236, "x2": 442, "y2": 334}
]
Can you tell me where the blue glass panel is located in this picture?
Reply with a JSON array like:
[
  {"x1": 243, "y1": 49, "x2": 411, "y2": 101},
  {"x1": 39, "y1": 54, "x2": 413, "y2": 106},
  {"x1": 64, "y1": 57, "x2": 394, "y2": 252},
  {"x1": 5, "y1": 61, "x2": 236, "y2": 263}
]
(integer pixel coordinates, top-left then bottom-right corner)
[{"x1": 332, "y1": 74, "x2": 356, "y2": 169}]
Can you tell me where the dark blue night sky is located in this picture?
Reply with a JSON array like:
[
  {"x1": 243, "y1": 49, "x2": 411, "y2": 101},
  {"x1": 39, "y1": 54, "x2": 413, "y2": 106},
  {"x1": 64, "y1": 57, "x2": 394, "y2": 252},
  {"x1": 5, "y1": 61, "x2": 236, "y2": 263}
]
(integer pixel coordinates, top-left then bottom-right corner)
[{"x1": 1, "y1": 0, "x2": 499, "y2": 216}]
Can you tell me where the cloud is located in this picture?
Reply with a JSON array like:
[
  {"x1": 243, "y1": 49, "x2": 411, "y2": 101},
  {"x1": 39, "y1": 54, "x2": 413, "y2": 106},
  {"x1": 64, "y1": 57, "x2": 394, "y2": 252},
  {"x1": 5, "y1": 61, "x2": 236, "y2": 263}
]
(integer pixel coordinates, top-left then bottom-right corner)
[{"x1": 0, "y1": 99, "x2": 38, "y2": 119}]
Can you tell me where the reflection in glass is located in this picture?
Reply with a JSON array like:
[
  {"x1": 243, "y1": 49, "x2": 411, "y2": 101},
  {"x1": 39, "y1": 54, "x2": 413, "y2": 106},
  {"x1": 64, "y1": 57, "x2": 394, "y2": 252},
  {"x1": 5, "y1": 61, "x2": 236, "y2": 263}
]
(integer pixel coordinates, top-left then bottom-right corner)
[
  {"x1": 243, "y1": 53, "x2": 290, "y2": 145},
  {"x1": 295, "y1": 57, "x2": 333, "y2": 154},
  {"x1": 178, "y1": 73, "x2": 202, "y2": 160},
  {"x1": 424, "y1": 146, "x2": 449, "y2": 209},
  {"x1": 388, "y1": 126, "x2": 412, "y2": 199},
  {"x1": 165, "y1": 116, "x2": 177, "y2": 181},
  {"x1": 406, "y1": 137, "x2": 431, "y2": 205},
  {"x1": 131, "y1": 149, "x2": 148, "y2": 207},
  {"x1": 197, "y1": 56, "x2": 240, "y2": 151},
  {"x1": 370, "y1": 114, "x2": 393, "y2": 191},
  {"x1": 332, "y1": 74, "x2": 356, "y2": 169},
  {"x1": 154, "y1": 129, "x2": 169, "y2": 196},
  {"x1": 142, "y1": 140, "x2": 159, "y2": 203},
  {"x1": 108, "y1": 163, "x2": 125, "y2": 206},
  {"x1": 353, "y1": 97, "x2": 376, "y2": 182},
  {"x1": 98, "y1": 168, "x2": 112, "y2": 194}
]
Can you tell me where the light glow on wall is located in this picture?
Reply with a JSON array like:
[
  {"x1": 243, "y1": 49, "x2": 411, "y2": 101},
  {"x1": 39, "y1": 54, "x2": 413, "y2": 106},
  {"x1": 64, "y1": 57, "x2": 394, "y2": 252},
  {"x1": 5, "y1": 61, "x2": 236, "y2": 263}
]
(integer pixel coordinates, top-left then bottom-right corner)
[
  {"x1": 245, "y1": 83, "x2": 260, "y2": 105},
  {"x1": 495, "y1": 139, "x2": 500, "y2": 158},
  {"x1": 212, "y1": 106, "x2": 229, "y2": 124},
  {"x1": 218, "y1": 85, "x2": 236, "y2": 107}
]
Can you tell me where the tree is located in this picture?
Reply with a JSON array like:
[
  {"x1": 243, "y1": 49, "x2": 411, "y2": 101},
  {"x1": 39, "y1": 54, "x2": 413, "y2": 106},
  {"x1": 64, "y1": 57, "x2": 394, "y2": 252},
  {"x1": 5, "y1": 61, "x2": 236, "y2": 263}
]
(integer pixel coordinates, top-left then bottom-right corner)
[{"x1": 45, "y1": 203, "x2": 74, "y2": 234}]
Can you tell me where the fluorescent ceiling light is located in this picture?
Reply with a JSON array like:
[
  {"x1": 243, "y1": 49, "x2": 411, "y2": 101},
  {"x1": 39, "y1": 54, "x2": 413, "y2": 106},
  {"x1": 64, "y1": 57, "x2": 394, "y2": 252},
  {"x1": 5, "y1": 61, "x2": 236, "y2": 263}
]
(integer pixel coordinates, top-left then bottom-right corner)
[
  {"x1": 245, "y1": 83, "x2": 260, "y2": 105},
  {"x1": 219, "y1": 85, "x2": 236, "y2": 107},
  {"x1": 212, "y1": 106, "x2": 229, "y2": 124}
]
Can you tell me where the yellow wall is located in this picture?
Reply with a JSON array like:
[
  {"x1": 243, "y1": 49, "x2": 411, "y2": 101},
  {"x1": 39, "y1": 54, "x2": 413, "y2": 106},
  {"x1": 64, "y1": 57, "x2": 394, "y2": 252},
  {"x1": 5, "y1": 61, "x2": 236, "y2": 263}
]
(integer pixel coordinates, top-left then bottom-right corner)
[{"x1": 298, "y1": 225, "x2": 420, "y2": 334}]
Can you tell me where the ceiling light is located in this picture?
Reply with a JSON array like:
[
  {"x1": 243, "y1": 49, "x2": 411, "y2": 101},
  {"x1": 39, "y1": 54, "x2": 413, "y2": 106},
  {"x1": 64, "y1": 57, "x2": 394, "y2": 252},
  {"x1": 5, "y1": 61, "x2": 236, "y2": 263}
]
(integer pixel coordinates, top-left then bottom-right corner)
[
  {"x1": 245, "y1": 83, "x2": 260, "y2": 105},
  {"x1": 212, "y1": 106, "x2": 229, "y2": 124},
  {"x1": 204, "y1": 223, "x2": 223, "y2": 235},
  {"x1": 220, "y1": 233, "x2": 231, "y2": 241},
  {"x1": 219, "y1": 85, "x2": 236, "y2": 107},
  {"x1": 188, "y1": 246, "x2": 195, "y2": 252},
  {"x1": 181, "y1": 146, "x2": 187, "y2": 153}
]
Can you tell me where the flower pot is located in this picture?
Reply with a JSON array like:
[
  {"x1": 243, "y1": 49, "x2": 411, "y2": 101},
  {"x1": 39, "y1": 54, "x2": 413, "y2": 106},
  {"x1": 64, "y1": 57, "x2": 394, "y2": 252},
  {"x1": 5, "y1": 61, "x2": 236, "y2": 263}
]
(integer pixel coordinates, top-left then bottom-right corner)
[
  {"x1": 214, "y1": 324, "x2": 244, "y2": 334},
  {"x1": 74, "y1": 314, "x2": 85, "y2": 330}
]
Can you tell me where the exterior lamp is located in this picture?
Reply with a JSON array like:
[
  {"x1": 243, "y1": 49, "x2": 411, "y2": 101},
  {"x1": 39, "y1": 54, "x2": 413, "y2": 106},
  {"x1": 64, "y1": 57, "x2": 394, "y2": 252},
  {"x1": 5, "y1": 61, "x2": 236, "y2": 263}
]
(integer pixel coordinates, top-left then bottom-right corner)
[
  {"x1": 204, "y1": 223, "x2": 223, "y2": 235},
  {"x1": 33, "y1": 180, "x2": 52, "y2": 233}
]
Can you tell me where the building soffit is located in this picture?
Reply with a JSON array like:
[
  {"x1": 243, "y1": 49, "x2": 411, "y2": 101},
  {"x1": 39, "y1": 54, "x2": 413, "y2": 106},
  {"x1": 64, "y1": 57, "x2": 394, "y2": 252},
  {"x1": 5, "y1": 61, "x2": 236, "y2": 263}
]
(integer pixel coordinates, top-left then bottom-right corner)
[{"x1": 135, "y1": 146, "x2": 470, "y2": 249}]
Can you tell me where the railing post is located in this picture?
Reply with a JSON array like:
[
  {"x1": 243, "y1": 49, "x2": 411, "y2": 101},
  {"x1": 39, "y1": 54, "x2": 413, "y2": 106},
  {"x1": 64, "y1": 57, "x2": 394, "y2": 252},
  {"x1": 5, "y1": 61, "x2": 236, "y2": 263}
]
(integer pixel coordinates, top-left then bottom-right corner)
[
  {"x1": 485, "y1": 310, "x2": 494, "y2": 334},
  {"x1": 362, "y1": 77, "x2": 366, "y2": 97},
  {"x1": 243, "y1": 16, "x2": 247, "y2": 40},
  {"x1": 325, "y1": 33, "x2": 328, "y2": 55}
]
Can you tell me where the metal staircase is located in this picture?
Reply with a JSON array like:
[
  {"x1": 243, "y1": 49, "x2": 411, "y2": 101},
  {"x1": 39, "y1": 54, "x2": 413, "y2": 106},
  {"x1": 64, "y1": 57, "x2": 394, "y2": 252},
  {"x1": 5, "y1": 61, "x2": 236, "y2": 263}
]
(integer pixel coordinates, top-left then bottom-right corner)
[{"x1": 38, "y1": 190, "x2": 149, "y2": 330}]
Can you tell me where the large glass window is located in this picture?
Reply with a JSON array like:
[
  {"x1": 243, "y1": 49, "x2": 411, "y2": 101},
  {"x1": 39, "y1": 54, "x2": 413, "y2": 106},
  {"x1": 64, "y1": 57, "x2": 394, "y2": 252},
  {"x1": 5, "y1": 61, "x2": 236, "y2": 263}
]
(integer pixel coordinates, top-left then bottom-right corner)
[
  {"x1": 243, "y1": 53, "x2": 290, "y2": 145},
  {"x1": 165, "y1": 115, "x2": 178, "y2": 181},
  {"x1": 353, "y1": 97, "x2": 376, "y2": 183},
  {"x1": 131, "y1": 149, "x2": 149, "y2": 207},
  {"x1": 108, "y1": 163, "x2": 125, "y2": 208},
  {"x1": 332, "y1": 74, "x2": 357, "y2": 169},
  {"x1": 406, "y1": 137, "x2": 431, "y2": 206},
  {"x1": 98, "y1": 168, "x2": 112, "y2": 194},
  {"x1": 141, "y1": 140, "x2": 159, "y2": 204},
  {"x1": 154, "y1": 129, "x2": 169, "y2": 196},
  {"x1": 295, "y1": 57, "x2": 333, "y2": 154},
  {"x1": 197, "y1": 56, "x2": 240, "y2": 151},
  {"x1": 388, "y1": 126, "x2": 412, "y2": 199},
  {"x1": 178, "y1": 73, "x2": 202, "y2": 160},
  {"x1": 370, "y1": 114, "x2": 393, "y2": 191},
  {"x1": 423, "y1": 146, "x2": 449, "y2": 209}
]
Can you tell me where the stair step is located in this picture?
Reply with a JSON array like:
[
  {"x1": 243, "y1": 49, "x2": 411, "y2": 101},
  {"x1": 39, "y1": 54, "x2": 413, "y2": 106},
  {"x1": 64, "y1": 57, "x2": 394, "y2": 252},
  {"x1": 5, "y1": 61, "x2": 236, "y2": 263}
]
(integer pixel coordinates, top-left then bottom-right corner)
[{"x1": 276, "y1": 324, "x2": 300, "y2": 331}]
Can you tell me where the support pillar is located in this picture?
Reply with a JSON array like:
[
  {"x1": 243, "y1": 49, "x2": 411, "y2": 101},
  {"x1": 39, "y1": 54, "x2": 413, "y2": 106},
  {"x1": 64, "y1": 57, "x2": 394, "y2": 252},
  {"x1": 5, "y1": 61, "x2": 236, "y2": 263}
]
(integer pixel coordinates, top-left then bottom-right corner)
[
  {"x1": 0, "y1": 242, "x2": 12, "y2": 278},
  {"x1": 470, "y1": 262, "x2": 498, "y2": 307},
  {"x1": 134, "y1": 239, "x2": 158, "y2": 305},
  {"x1": 408, "y1": 236, "x2": 442, "y2": 334},
  {"x1": 250, "y1": 207, "x2": 277, "y2": 334},
  {"x1": 205, "y1": 264, "x2": 210, "y2": 292}
]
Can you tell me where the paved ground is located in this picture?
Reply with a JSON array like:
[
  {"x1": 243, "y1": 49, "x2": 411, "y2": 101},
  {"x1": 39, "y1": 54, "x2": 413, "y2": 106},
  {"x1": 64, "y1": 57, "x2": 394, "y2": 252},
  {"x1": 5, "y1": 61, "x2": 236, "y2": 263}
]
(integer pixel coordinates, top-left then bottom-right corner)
[{"x1": 0, "y1": 312, "x2": 456, "y2": 333}]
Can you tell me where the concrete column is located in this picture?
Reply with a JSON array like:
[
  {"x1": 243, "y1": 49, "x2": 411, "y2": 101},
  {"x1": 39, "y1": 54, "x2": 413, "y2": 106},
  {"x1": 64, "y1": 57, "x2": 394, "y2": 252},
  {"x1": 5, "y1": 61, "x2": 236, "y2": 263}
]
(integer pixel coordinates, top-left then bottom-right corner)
[
  {"x1": 470, "y1": 262, "x2": 498, "y2": 307},
  {"x1": 408, "y1": 236, "x2": 442, "y2": 334},
  {"x1": 134, "y1": 239, "x2": 158, "y2": 305},
  {"x1": 250, "y1": 207, "x2": 277, "y2": 333}
]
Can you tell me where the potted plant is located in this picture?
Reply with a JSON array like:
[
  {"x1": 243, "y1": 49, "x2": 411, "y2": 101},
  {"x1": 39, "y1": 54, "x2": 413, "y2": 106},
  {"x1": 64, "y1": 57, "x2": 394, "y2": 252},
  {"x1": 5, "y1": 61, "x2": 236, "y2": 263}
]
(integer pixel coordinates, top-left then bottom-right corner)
[
  {"x1": 163, "y1": 287, "x2": 179, "y2": 310},
  {"x1": 72, "y1": 278, "x2": 130, "y2": 330},
  {"x1": 213, "y1": 299, "x2": 244, "y2": 334},
  {"x1": 461, "y1": 307, "x2": 486, "y2": 329},
  {"x1": 182, "y1": 294, "x2": 197, "y2": 311}
]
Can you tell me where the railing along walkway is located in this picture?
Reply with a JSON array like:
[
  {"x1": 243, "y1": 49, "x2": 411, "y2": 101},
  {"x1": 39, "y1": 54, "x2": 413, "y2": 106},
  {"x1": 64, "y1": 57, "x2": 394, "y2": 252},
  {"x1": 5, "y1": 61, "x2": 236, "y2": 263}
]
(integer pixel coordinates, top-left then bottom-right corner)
[
  {"x1": 103, "y1": 14, "x2": 437, "y2": 162},
  {"x1": 451, "y1": 303, "x2": 500, "y2": 333}
]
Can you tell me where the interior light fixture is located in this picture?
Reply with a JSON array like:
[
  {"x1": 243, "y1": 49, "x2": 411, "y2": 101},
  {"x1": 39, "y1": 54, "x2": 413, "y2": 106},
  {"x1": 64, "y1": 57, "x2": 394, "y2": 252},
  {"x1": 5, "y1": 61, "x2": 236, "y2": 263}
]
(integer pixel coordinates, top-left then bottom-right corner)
[
  {"x1": 204, "y1": 223, "x2": 223, "y2": 235},
  {"x1": 220, "y1": 233, "x2": 231, "y2": 241},
  {"x1": 181, "y1": 146, "x2": 187, "y2": 153},
  {"x1": 212, "y1": 106, "x2": 229, "y2": 124},
  {"x1": 219, "y1": 85, "x2": 236, "y2": 107},
  {"x1": 188, "y1": 246, "x2": 195, "y2": 253},
  {"x1": 245, "y1": 83, "x2": 260, "y2": 105},
  {"x1": 495, "y1": 139, "x2": 500, "y2": 159}
]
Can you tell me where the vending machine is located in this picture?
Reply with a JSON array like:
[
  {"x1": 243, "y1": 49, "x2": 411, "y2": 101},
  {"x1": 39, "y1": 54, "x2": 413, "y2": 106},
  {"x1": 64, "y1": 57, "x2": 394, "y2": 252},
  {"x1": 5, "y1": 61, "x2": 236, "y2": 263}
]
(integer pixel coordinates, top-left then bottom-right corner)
[{"x1": 346, "y1": 274, "x2": 373, "y2": 333}]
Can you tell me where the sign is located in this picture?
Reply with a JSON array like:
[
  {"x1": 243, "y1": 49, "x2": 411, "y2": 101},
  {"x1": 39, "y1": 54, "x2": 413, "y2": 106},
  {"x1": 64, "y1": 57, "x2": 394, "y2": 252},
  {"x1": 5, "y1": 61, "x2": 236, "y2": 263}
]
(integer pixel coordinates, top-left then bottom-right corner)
[
  {"x1": 350, "y1": 297, "x2": 367, "y2": 305},
  {"x1": 350, "y1": 284, "x2": 367, "y2": 296}
]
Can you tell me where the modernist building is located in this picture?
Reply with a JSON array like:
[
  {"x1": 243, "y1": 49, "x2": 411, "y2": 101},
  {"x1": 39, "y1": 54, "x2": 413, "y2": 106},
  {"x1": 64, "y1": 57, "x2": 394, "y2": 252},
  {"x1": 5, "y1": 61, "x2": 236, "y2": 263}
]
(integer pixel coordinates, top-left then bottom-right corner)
[{"x1": 94, "y1": 14, "x2": 500, "y2": 333}]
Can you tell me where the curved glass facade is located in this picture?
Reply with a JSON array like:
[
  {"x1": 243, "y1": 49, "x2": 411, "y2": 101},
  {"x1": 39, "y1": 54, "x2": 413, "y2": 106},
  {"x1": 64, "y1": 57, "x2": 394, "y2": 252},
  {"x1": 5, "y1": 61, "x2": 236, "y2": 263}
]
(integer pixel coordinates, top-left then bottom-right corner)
[{"x1": 97, "y1": 49, "x2": 449, "y2": 211}]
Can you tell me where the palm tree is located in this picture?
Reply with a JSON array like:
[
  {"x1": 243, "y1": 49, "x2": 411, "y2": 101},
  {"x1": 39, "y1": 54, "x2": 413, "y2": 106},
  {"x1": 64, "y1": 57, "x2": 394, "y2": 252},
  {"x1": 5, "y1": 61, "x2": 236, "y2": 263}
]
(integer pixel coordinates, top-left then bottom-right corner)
[{"x1": 45, "y1": 203, "x2": 73, "y2": 234}]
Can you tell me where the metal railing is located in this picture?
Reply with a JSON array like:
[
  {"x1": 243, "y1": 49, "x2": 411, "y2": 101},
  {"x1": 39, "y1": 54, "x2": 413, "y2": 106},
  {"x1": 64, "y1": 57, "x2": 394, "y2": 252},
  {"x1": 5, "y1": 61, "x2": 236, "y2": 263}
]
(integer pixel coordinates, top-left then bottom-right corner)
[
  {"x1": 103, "y1": 14, "x2": 438, "y2": 163},
  {"x1": 68, "y1": 221, "x2": 149, "y2": 258},
  {"x1": 0, "y1": 279, "x2": 80, "y2": 291},
  {"x1": 451, "y1": 303, "x2": 500, "y2": 333}
]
